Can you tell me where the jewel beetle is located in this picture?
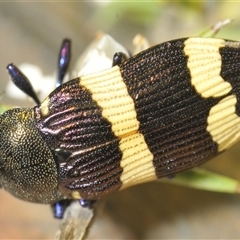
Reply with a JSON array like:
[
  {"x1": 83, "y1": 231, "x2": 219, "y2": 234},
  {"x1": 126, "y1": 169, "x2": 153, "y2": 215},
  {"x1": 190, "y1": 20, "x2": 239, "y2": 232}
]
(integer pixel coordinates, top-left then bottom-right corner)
[{"x1": 1, "y1": 37, "x2": 240, "y2": 214}]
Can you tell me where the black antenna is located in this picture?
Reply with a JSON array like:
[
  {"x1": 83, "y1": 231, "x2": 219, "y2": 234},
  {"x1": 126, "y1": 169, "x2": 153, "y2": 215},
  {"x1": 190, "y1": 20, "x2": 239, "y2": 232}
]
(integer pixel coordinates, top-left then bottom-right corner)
[{"x1": 6, "y1": 38, "x2": 71, "y2": 105}]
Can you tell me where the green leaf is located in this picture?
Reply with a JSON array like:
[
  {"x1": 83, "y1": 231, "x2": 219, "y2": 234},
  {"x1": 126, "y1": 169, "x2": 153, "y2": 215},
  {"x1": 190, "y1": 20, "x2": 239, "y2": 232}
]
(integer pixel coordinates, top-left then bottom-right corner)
[
  {"x1": 199, "y1": 19, "x2": 233, "y2": 37},
  {"x1": 0, "y1": 104, "x2": 11, "y2": 115},
  {"x1": 161, "y1": 168, "x2": 240, "y2": 194}
]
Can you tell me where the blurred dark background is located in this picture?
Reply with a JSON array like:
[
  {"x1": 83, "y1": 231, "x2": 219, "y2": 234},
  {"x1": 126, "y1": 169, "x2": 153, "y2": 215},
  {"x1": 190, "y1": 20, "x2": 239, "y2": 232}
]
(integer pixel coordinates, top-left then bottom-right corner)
[{"x1": 1, "y1": 2, "x2": 240, "y2": 239}]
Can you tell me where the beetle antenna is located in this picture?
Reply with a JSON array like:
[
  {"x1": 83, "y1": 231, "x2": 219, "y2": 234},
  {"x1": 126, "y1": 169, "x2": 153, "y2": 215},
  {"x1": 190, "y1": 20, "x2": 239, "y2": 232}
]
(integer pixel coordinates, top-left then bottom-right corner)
[
  {"x1": 6, "y1": 63, "x2": 41, "y2": 105},
  {"x1": 57, "y1": 38, "x2": 71, "y2": 87}
]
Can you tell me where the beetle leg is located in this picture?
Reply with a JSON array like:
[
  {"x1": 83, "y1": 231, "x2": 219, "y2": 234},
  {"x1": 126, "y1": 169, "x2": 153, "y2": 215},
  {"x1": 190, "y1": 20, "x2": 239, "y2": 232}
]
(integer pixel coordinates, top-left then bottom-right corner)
[
  {"x1": 6, "y1": 63, "x2": 40, "y2": 105},
  {"x1": 51, "y1": 199, "x2": 72, "y2": 219},
  {"x1": 112, "y1": 52, "x2": 128, "y2": 67},
  {"x1": 79, "y1": 199, "x2": 96, "y2": 208},
  {"x1": 54, "y1": 148, "x2": 72, "y2": 163},
  {"x1": 57, "y1": 39, "x2": 71, "y2": 87}
]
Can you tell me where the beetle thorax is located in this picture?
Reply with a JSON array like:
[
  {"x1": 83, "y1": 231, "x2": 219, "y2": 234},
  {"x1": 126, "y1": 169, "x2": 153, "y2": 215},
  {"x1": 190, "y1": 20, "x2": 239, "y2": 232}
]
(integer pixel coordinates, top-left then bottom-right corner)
[{"x1": 0, "y1": 108, "x2": 63, "y2": 203}]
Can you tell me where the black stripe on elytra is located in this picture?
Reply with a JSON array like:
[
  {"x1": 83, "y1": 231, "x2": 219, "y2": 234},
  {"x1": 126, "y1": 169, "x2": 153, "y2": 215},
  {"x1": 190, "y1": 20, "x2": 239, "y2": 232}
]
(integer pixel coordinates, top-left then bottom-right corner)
[
  {"x1": 119, "y1": 38, "x2": 228, "y2": 178},
  {"x1": 34, "y1": 79, "x2": 123, "y2": 200},
  {"x1": 219, "y1": 41, "x2": 240, "y2": 116}
]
